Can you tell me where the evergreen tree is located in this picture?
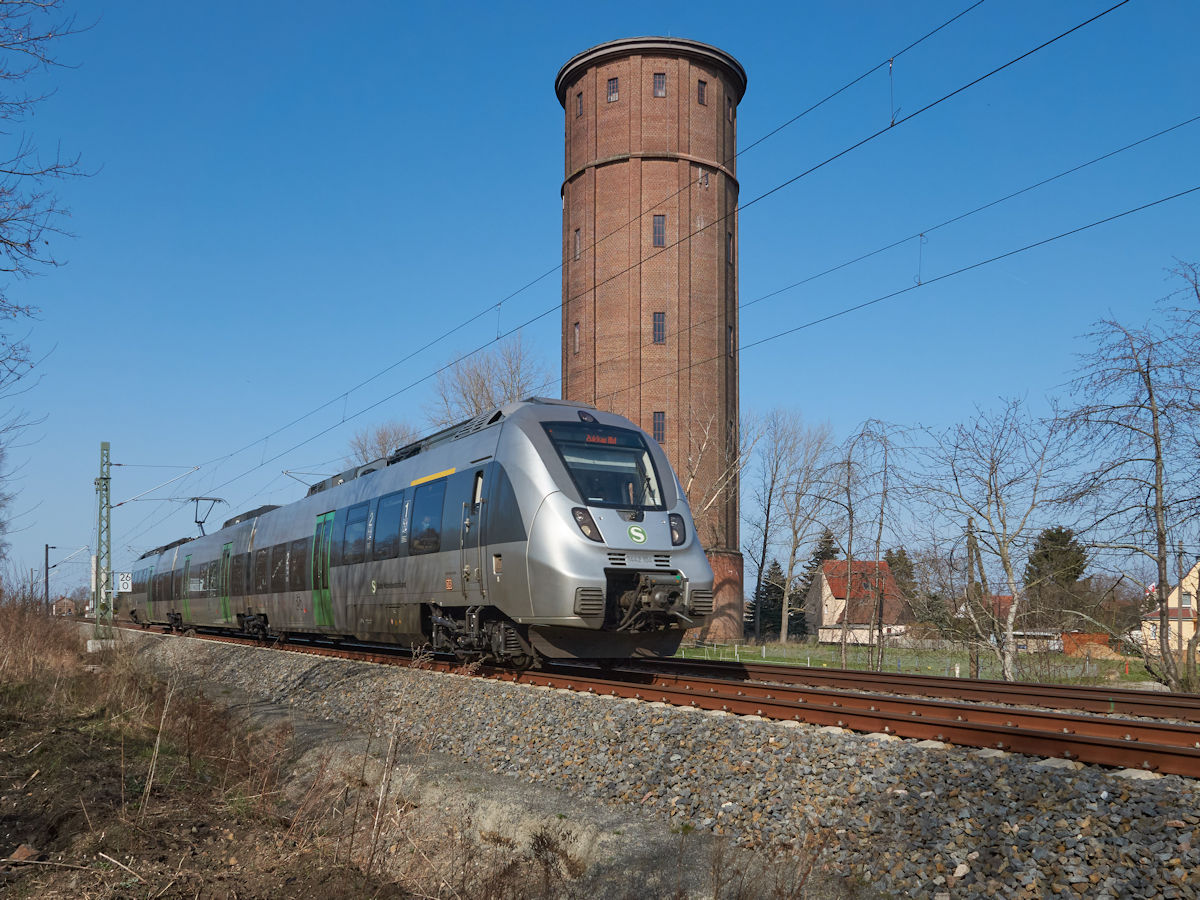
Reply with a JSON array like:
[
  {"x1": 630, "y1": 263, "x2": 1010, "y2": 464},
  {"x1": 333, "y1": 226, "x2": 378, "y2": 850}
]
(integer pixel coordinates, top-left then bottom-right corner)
[
  {"x1": 883, "y1": 546, "x2": 917, "y2": 612},
  {"x1": 796, "y1": 529, "x2": 839, "y2": 598},
  {"x1": 785, "y1": 574, "x2": 809, "y2": 639},
  {"x1": 755, "y1": 559, "x2": 785, "y2": 638},
  {"x1": 787, "y1": 530, "x2": 838, "y2": 639},
  {"x1": 1023, "y1": 526, "x2": 1088, "y2": 589},
  {"x1": 1023, "y1": 526, "x2": 1090, "y2": 629}
]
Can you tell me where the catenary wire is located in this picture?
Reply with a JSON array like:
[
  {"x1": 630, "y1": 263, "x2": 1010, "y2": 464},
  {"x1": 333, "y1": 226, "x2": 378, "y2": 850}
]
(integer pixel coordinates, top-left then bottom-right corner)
[
  {"x1": 118, "y1": 1, "x2": 1130, "y2": 558},
  {"x1": 535, "y1": 112, "x2": 1200, "y2": 399},
  {"x1": 119, "y1": 183, "x2": 1198, "y2": 561},
  {"x1": 186, "y1": 1, "x2": 990, "y2": 475},
  {"x1": 590, "y1": 185, "x2": 1200, "y2": 405}
]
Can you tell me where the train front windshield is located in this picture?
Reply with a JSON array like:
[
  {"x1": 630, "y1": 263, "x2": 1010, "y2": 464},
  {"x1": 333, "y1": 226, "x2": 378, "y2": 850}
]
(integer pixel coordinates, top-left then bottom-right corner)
[{"x1": 543, "y1": 422, "x2": 666, "y2": 510}]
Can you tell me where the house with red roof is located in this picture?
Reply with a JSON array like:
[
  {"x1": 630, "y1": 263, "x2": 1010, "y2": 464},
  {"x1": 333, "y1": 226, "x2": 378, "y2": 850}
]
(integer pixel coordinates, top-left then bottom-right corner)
[
  {"x1": 805, "y1": 559, "x2": 913, "y2": 644},
  {"x1": 1138, "y1": 559, "x2": 1199, "y2": 656}
]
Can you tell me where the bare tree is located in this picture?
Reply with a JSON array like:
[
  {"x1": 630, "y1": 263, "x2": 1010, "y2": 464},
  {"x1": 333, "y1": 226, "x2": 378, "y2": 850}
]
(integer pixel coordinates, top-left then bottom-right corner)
[
  {"x1": 674, "y1": 395, "x2": 758, "y2": 550},
  {"x1": 1065, "y1": 295, "x2": 1200, "y2": 690},
  {"x1": 742, "y1": 410, "x2": 785, "y2": 641},
  {"x1": 750, "y1": 412, "x2": 832, "y2": 644},
  {"x1": 427, "y1": 333, "x2": 549, "y2": 427},
  {"x1": 917, "y1": 399, "x2": 1075, "y2": 681},
  {"x1": 345, "y1": 420, "x2": 420, "y2": 466},
  {"x1": 0, "y1": 3, "x2": 83, "y2": 556},
  {"x1": 819, "y1": 422, "x2": 902, "y2": 669},
  {"x1": 825, "y1": 430, "x2": 864, "y2": 669}
]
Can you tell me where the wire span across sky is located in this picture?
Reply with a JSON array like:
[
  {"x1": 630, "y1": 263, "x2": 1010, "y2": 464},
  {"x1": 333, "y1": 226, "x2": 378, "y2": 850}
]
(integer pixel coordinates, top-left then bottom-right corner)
[{"x1": 9, "y1": 1, "x2": 1199, "y2": 580}]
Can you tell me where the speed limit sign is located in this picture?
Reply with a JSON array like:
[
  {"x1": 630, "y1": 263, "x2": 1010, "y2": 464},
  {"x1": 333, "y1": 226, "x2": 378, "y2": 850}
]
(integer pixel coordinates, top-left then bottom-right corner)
[{"x1": 117, "y1": 572, "x2": 132, "y2": 593}]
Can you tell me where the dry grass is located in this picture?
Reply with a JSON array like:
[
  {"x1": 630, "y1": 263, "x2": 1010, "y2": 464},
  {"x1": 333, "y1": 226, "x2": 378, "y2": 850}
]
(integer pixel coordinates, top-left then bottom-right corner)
[
  {"x1": 0, "y1": 598, "x2": 82, "y2": 685},
  {"x1": 0, "y1": 597, "x2": 869, "y2": 897}
]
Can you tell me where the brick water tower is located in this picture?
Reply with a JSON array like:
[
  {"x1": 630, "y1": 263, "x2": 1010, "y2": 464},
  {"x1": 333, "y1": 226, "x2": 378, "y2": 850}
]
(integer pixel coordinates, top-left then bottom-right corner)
[{"x1": 555, "y1": 37, "x2": 746, "y2": 640}]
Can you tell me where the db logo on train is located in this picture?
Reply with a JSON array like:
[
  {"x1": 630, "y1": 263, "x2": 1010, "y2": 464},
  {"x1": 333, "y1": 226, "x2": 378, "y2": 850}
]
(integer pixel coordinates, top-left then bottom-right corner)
[{"x1": 627, "y1": 525, "x2": 647, "y2": 544}]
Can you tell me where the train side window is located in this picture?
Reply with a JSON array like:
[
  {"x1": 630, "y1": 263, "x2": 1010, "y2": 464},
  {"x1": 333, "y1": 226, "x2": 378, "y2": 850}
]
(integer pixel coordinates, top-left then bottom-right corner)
[
  {"x1": 373, "y1": 491, "x2": 405, "y2": 560},
  {"x1": 289, "y1": 538, "x2": 311, "y2": 590},
  {"x1": 409, "y1": 481, "x2": 446, "y2": 555},
  {"x1": 207, "y1": 560, "x2": 219, "y2": 598},
  {"x1": 341, "y1": 502, "x2": 369, "y2": 565},
  {"x1": 270, "y1": 543, "x2": 289, "y2": 592},
  {"x1": 231, "y1": 553, "x2": 246, "y2": 595},
  {"x1": 254, "y1": 548, "x2": 269, "y2": 594}
]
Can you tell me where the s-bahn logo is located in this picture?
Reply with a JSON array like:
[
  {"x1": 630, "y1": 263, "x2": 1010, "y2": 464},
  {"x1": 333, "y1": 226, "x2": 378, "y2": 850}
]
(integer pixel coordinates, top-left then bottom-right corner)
[{"x1": 628, "y1": 525, "x2": 647, "y2": 544}]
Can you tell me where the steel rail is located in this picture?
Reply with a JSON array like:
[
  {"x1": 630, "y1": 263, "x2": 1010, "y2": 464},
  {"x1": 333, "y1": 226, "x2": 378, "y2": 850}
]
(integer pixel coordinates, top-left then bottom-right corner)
[
  {"x1": 500, "y1": 668, "x2": 1200, "y2": 778},
  {"x1": 646, "y1": 657, "x2": 1200, "y2": 722},
  {"x1": 613, "y1": 669, "x2": 1200, "y2": 750}
]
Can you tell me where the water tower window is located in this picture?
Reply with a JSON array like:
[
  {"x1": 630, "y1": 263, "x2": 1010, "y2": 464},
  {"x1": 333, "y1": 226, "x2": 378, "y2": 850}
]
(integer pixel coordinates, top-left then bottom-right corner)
[
  {"x1": 697, "y1": 80, "x2": 707, "y2": 105},
  {"x1": 653, "y1": 411, "x2": 665, "y2": 443},
  {"x1": 607, "y1": 77, "x2": 619, "y2": 103},
  {"x1": 576, "y1": 91, "x2": 583, "y2": 117},
  {"x1": 653, "y1": 73, "x2": 666, "y2": 97},
  {"x1": 652, "y1": 214, "x2": 666, "y2": 247},
  {"x1": 653, "y1": 312, "x2": 666, "y2": 344},
  {"x1": 573, "y1": 228, "x2": 581, "y2": 261},
  {"x1": 573, "y1": 322, "x2": 580, "y2": 355}
]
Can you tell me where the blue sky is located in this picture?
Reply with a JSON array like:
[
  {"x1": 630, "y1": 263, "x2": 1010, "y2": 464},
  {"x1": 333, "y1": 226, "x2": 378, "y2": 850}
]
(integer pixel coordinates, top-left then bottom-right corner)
[{"x1": 11, "y1": 0, "x2": 1198, "y2": 591}]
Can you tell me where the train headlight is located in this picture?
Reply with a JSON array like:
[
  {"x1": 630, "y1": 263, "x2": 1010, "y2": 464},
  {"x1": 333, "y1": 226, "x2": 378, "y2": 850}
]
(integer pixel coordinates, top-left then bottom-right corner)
[
  {"x1": 669, "y1": 513, "x2": 686, "y2": 546},
  {"x1": 572, "y1": 508, "x2": 604, "y2": 542}
]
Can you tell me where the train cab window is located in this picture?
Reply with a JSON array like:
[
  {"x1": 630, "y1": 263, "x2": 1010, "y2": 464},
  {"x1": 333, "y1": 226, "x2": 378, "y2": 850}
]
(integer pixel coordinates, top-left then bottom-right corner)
[
  {"x1": 543, "y1": 421, "x2": 666, "y2": 511},
  {"x1": 341, "y1": 502, "x2": 370, "y2": 565},
  {"x1": 254, "y1": 548, "x2": 269, "y2": 594},
  {"x1": 290, "y1": 538, "x2": 311, "y2": 590},
  {"x1": 373, "y1": 491, "x2": 406, "y2": 560},
  {"x1": 270, "y1": 544, "x2": 289, "y2": 592},
  {"x1": 409, "y1": 481, "x2": 446, "y2": 555}
]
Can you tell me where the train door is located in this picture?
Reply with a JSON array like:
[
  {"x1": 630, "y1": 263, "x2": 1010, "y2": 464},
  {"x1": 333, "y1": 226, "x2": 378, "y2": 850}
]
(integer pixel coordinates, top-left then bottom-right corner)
[
  {"x1": 181, "y1": 554, "x2": 193, "y2": 623},
  {"x1": 311, "y1": 512, "x2": 335, "y2": 627},
  {"x1": 460, "y1": 468, "x2": 490, "y2": 603},
  {"x1": 146, "y1": 565, "x2": 155, "y2": 619},
  {"x1": 219, "y1": 543, "x2": 233, "y2": 623}
]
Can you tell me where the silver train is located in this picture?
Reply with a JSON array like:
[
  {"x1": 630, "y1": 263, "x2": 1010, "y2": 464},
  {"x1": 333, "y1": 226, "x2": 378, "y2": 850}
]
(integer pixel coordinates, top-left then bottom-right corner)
[{"x1": 124, "y1": 398, "x2": 714, "y2": 664}]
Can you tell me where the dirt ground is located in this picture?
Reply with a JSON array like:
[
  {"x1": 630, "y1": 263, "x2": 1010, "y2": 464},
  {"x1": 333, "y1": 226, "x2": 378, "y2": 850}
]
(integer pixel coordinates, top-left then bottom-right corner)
[{"x1": 0, "y1": 620, "x2": 878, "y2": 899}]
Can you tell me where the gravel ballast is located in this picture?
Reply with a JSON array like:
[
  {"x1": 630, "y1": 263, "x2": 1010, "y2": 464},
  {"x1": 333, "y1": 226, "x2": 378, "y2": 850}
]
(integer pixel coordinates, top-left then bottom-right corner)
[{"x1": 131, "y1": 632, "x2": 1198, "y2": 898}]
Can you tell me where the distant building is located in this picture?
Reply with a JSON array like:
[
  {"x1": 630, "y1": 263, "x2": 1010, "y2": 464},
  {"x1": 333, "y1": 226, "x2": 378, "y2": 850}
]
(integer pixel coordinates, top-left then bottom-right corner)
[
  {"x1": 954, "y1": 593, "x2": 1015, "y2": 623},
  {"x1": 805, "y1": 560, "x2": 912, "y2": 644},
  {"x1": 52, "y1": 598, "x2": 76, "y2": 617},
  {"x1": 1138, "y1": 560, "x2": 1199, "y2": 655},
  {"x1": 555, "y1": 37, "x2": 748, "y2": 640}
]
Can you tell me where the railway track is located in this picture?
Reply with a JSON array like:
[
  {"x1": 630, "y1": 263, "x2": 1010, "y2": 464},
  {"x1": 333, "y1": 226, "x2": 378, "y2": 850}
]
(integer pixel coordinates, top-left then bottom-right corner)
[
  {"x1": 639, "y1": 657, "x2": 1200, "y2": 723},
  {"x1": 128, "y1": 625, "x2": 1200, "y2": 778}
]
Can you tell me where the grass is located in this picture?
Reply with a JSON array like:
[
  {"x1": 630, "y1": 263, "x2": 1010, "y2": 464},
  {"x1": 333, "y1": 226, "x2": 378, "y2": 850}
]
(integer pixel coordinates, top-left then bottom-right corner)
[{"x1": 679, "y1": 638, "x2": 1157, "y2": 685}]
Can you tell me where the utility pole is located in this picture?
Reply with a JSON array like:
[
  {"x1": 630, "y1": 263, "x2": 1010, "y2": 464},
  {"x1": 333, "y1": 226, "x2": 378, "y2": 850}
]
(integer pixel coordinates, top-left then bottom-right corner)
[
  {"x1": 1177, "y1": 540, "x2": 1185, "y2": 666},
  {"x1": 94, "y1": 441, "x2": 112, "y2": 631},
  {"x1": 44, "y1": 544, "x2": 56, "y2": 614}
]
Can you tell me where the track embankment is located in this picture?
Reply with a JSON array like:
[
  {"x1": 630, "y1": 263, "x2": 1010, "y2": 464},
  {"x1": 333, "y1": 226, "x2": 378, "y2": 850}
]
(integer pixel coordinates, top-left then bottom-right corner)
[{"x1": 119, "y1": 628, "x2": 1200, "y2": 899}]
